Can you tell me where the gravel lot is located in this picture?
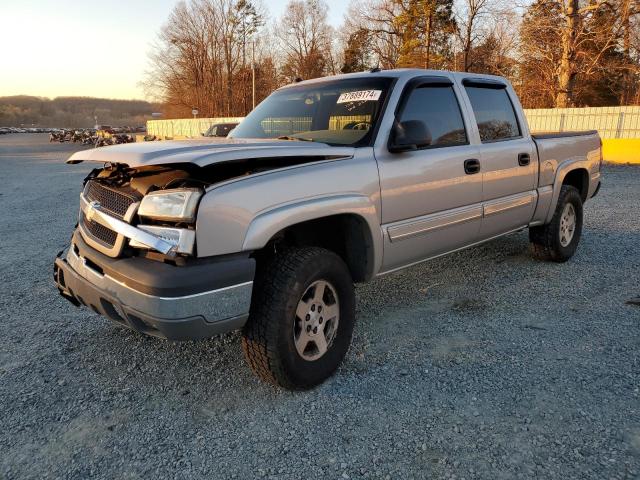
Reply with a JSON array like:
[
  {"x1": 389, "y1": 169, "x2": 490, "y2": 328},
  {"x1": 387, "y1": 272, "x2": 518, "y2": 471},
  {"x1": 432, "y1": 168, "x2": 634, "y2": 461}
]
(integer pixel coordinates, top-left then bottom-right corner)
[{"x1": 0, "y1": 133, "x2": 639, "y2": 480}]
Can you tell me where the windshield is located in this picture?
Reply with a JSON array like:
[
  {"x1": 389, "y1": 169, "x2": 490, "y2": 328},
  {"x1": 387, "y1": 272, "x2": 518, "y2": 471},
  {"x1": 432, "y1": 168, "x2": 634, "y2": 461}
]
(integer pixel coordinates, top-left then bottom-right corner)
[
  {"x1": 204, "y1": 123, "x2": 237, "y2": 137},
  {"x1": 230, "y1": 77, "x2": 394, "y2": 146}
]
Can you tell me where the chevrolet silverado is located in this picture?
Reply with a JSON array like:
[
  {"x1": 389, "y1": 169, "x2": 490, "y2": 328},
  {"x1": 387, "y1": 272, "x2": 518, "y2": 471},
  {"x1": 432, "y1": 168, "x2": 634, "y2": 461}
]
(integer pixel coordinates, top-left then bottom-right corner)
[{"x1": 54, "y1": 69, "x2": 602, "y2": 389}]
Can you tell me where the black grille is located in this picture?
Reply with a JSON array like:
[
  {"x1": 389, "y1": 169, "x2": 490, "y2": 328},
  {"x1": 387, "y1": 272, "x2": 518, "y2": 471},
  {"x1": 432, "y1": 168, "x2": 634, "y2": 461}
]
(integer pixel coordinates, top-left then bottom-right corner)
[
  {"x1": 81, "y1": 212, "x2": 118, "y2": 247},
  {"x1": 81, "y1": 181, "x2": 140, "y2": 250},
  {"x1": 84, "y1": 180, "x2": 139, "y2": 219}
]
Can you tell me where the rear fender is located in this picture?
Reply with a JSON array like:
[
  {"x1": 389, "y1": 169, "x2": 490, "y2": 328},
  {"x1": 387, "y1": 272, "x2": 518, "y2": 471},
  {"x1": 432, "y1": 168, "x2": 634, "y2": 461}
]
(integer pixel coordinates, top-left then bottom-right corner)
[{"x1": 544, "y1": 160, "x2": 592, "y2": 224}]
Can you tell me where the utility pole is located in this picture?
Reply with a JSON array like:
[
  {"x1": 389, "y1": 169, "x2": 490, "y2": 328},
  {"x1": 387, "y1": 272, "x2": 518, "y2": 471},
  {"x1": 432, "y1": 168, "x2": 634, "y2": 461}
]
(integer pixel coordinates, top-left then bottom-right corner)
[{"x1": 251, "y1": 40, "x2": 256, "y2": 110}]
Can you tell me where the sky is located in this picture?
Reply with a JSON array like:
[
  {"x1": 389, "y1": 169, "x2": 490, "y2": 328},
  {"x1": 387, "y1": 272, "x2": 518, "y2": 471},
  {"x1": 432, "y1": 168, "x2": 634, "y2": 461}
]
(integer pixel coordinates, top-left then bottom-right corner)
[{"x1": 0, "y1": 0, "x2": 349, "y2": 101}]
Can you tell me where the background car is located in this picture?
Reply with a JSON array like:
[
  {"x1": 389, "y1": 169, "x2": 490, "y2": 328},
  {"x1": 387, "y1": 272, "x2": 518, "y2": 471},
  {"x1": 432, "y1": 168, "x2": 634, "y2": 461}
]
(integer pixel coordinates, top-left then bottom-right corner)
[{"x1": 203, "y1": 122, "x2": 238, "y2": 137}]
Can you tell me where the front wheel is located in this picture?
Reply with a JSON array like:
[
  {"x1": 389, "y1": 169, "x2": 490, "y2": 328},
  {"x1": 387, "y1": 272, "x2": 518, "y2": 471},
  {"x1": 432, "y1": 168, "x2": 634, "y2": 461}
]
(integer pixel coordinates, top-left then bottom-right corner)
[
  {"x1": 529, "y1": 185, "x2": 583, "y2": 262},
  {"x1": 242, "y1": 247, "x2": 355, "y2": 390}
]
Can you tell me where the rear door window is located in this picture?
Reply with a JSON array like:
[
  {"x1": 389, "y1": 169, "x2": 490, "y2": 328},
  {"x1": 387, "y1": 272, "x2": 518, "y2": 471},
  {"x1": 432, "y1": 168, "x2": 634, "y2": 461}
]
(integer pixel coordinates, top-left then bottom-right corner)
[
  {"x1": 464, "y1": 86, "x2": 521, "y2": 142},
  {"x1": 398, "y1": 85, "x2": 468, "y2": 148}
]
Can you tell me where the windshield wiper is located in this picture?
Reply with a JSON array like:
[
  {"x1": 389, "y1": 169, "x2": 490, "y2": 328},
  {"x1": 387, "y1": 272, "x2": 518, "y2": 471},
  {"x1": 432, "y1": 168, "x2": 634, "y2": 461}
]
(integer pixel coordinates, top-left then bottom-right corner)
[{"x1": 277, "y1": 135, "x2": 314, "y2": 142}]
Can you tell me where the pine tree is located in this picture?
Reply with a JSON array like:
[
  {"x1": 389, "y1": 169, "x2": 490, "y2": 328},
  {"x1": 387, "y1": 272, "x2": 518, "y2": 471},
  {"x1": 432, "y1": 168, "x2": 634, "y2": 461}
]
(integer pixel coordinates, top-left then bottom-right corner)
[
  {"x1": 393, "y1": 0, "x2": 456, "y2": 69},
  {"x1": 341, "y1": 28, "x2": 374, "y2": 73}
]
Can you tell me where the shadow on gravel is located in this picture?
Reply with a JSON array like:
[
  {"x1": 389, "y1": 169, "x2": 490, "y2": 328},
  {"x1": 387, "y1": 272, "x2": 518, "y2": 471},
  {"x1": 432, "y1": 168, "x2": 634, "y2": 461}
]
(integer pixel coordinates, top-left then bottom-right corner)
[{"x1": 65, "y1": 319, "x2": 261, "y2": 393}]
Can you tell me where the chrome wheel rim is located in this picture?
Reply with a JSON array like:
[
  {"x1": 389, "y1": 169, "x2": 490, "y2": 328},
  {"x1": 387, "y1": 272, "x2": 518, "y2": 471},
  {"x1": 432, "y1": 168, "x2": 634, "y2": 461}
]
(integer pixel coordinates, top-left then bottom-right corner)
[
  {"x1": 559, "y1": 203, "x2": 576, "y2": 247},
  {"x1": 293, "y1": 280, "x2": 340, "y2": 361}
]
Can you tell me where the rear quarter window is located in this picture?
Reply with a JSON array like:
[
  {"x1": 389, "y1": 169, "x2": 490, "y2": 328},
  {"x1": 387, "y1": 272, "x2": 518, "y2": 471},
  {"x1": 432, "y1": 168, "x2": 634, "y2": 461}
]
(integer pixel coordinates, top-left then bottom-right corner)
[{"x1": 464, "y1": 86, "x2": 521, "y2": 142}]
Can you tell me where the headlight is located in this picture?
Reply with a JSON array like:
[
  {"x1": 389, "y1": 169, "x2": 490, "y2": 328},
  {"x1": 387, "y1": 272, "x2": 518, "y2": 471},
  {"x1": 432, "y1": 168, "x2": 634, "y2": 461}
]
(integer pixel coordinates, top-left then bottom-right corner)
[
  {"x1": 129, "y1": 226, "x2": 196, "y2": 255},
  {"x1": 138, "y1": 188, "x2": 202, "y2": 223}
]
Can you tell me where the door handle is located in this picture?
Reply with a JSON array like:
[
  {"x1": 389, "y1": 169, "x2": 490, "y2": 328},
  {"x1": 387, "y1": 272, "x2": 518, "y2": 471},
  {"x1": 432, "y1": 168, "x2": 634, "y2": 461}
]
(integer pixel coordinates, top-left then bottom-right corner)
[
  {"x1": 464, "y1": 158, "x2": 481, "y2": 175},
  {"x1": 518, "y1": 153, "x2": 531, "y2": 166}
]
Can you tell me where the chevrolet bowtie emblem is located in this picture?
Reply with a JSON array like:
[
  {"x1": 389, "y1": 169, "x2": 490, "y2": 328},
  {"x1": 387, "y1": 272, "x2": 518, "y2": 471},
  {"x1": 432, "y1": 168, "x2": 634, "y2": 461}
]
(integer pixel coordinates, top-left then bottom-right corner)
[{"x1": 86, "y1": 201, "x2": 101, "y2": 222}]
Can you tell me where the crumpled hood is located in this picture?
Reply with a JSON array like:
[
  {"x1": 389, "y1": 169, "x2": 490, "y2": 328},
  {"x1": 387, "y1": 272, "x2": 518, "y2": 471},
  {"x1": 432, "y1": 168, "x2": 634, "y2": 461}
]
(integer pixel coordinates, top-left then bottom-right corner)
[{"x1": 67, "y1": 137, "x2": 355, "y2": 167}]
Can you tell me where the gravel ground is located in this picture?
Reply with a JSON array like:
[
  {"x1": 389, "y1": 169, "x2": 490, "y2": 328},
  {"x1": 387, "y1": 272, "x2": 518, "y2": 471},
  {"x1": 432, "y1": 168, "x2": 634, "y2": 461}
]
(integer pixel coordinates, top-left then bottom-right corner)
[{"x1": 0, "y1": 133, "x2": 639, "y2": 480}]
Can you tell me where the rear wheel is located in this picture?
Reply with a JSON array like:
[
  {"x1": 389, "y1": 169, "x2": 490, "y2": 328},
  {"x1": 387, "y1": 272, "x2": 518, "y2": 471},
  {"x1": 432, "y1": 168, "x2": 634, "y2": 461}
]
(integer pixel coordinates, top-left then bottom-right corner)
[
  {"x1": 529, "y1": 185, "x2": 583, "y2": 262},
  {"x1": 241, "y1": 247, "x2": 355, "y2": 390}
]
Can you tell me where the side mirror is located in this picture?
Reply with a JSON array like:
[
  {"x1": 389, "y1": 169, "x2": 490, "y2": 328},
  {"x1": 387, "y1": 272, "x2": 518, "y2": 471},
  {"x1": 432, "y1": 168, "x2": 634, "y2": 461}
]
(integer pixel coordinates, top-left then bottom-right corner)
[{"x1": 389, "y1": 120, "x2": 432, "y2": 153}]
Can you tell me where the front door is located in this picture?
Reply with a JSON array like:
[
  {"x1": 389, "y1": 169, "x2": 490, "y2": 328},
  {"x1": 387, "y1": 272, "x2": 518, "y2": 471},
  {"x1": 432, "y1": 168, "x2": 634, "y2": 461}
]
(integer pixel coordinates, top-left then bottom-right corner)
[{"x1": 376, "y1": 77, "x2": 483, "y2": 272}]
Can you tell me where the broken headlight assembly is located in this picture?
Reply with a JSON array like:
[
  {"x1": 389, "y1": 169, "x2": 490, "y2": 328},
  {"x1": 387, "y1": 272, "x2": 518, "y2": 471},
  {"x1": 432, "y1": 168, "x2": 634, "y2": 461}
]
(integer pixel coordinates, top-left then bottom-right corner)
[{"x1": 134, "y1": 188, "x2": 203, "y2": 255}]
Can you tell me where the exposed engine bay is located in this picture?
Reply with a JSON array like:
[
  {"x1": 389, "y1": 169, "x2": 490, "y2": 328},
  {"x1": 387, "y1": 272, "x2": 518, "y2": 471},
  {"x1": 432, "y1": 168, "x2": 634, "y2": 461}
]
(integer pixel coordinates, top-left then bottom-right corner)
[{"x1": 83, "y1": 155, "x2": 342, "y2": 195}]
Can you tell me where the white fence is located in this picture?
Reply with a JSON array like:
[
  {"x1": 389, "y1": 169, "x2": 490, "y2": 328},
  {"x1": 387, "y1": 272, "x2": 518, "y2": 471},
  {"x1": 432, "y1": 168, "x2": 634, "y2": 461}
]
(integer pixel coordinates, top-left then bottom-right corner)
[
  {"x1": 146, "y1": 117, "x2": 244, "y2": 138},
  {"x1": 525, "y1": 106, "x2": 640, "y2": 139},
  {"x1": 146, "y1": 107, "x2": 640, "y2": 140}
]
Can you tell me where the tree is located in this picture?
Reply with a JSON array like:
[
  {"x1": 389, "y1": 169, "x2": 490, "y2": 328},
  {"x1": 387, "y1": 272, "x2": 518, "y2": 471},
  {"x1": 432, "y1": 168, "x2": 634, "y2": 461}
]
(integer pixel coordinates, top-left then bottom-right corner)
[
  {"x1": 343, "y1": 0, "x2": 455, "y2": 69},
  {"x1": 454, "y1": 0, "x2": 492, "y2": 72},
  {"x1": 341, "y1": 28, "x2": 375, "y2": 72},
  {"x1": 463, "y1": 31, "x2": 517, "y2": 77},
  {"x1": 342, "y1": 0, "x2": 403, "y2": 69},
  {"x1": 518, "y1": 0, "x2": 563, "y2": 107},
  {"x1": 0, "y1": 96, "x2": 159, "y2": 128},
  {"x1": 143, "y1": 0, "x2": 273, "y2": 118},
  {"x1": 554, "y1": 0, "x2": 629, "y2": 107},
  {"x1": 518, "y1": 0, "x2": 640, "y2": 108},
  {"x1": 389, "y1": 0, "x2": 457, "y2": 69},
  {"x1": 618, "y1": 0, "x2": 640, "y2": 104},
  {"x1": 232, "y1": 0, "x2": 265, "y2": 112},
  {"x1": 142, "y1": 0, "x2": 640, "y2": 115},
  {"x1": 277, "y1": 0, "x2": 335, "y2": 82}
]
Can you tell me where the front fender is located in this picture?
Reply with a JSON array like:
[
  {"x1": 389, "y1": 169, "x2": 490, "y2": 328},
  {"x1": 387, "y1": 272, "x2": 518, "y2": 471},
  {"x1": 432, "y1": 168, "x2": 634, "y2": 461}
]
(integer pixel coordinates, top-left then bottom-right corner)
[
  {"x1": 242, "y1": 194, "x2": 383, "y2": 276},
  {"x1": 195, "y1": 149, "x2": 382, "y2": 266}
]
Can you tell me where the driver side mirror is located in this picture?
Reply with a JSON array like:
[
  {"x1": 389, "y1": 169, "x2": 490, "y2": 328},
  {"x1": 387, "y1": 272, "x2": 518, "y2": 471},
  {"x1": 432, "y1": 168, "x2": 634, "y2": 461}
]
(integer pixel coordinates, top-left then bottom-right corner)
[{"x1": 389, "y1": 120, "x2": 432, "y2": 153}]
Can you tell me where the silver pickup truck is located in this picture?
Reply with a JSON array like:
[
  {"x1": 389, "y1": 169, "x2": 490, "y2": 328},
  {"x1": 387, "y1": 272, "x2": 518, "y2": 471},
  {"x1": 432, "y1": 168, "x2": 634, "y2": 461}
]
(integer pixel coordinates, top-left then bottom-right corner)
[{"x1": 54, "y1": 69, "x2": 602, "y2": 389}]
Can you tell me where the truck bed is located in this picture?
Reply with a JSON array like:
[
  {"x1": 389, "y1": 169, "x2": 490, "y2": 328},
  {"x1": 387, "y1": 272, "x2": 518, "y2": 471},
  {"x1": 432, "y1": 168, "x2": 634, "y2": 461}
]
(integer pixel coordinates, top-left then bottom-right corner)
[{"x1": 532, "y1": 130, "x2": 601, "y2": 205}]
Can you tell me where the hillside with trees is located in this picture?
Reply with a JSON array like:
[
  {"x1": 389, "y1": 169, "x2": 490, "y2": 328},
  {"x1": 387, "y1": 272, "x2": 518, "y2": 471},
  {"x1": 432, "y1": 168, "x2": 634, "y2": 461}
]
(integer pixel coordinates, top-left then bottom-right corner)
[
  {"x1": 144, "y1": 0, "x2": 640, "y2": 116},
  {"x1": 0, "y1": 96, "x2": 160, "y2": 128}
]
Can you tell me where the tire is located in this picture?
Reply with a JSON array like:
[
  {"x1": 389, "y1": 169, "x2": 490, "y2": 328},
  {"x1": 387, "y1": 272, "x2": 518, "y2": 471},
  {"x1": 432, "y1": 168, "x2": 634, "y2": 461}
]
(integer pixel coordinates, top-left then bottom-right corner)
[
  {"x1": 242, "y1": 247, "x2": 355, "y2": 390},
  {"x1": 529, "y1": 185, "x2": 583, "y2": 262}
]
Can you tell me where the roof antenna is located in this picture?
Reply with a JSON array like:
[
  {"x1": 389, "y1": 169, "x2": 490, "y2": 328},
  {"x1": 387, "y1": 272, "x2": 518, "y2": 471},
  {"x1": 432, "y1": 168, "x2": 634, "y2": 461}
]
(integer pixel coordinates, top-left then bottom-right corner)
[
  {"x1": 294, "y1": 77, "x2": 303, "y2": 83},
  {"x1": 369, "y1": 64, "x2": 381, "y2": 73}
]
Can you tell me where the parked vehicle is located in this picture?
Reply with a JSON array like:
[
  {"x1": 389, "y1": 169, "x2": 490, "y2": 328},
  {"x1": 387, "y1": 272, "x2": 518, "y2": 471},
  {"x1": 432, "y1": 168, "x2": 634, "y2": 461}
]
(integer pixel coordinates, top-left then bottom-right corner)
[
  {"x1": 3, "y1": 127, "x2": 66, "y2": 136},
  {"x1": 203, "y1": 122, "x2": 239, "y2": 138},
  {"x1": 54, "y1": 69, "x2": 602, "y2": 389},
  {"x1": 111, "y1": 133, "x2": 135, "y2": 144}
]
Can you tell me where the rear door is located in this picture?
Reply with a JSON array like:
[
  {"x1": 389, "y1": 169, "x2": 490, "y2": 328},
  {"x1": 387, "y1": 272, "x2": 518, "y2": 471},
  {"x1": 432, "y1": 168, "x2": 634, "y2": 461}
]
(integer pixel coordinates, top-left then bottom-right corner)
[
  {"x1": 461, "y1": 79, "x2": 538, "y2": 239},
  {"x1": 376, "y1": 76, "x2": 482, "y2": 272}
]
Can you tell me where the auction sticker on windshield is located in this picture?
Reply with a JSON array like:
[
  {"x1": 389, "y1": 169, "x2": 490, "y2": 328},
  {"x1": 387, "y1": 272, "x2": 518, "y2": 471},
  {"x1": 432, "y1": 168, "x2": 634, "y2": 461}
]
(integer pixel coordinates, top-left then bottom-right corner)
[{"x1": 337, "y1": 90, "x2": 382, "y2": 104}]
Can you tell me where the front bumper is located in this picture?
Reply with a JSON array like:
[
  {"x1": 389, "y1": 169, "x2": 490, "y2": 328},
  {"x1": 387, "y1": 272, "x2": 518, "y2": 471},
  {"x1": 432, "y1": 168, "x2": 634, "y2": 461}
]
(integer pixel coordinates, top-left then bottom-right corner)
[{"x1": 54, "y1": 232, "x2": 255, "y2": 340}]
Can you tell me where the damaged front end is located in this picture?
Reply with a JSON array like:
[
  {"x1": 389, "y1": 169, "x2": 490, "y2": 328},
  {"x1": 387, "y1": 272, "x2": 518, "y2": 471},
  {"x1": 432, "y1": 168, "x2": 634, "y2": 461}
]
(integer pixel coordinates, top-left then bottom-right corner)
[
  {"x1": 77, "y1": 164, "x2": 203, "y2": 260},
  {"x1": 52, "y1": 160, "x2": 264, "y2": 339},
  {"x1": 53, "y1": 141, "x2": 354, "y2": 339},
  {"x1": 74, "y1": 153, "x2": 346, "y2": 261}
]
